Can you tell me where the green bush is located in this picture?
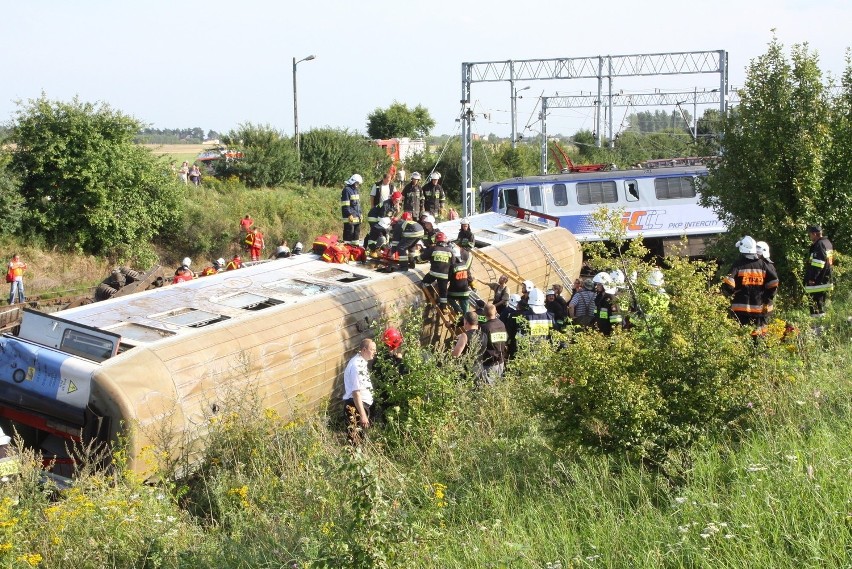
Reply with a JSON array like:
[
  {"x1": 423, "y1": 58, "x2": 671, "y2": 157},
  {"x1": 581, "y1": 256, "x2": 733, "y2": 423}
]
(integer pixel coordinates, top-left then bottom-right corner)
[
  {"x1": 300, "y1": 128, "x2": 390, "y2": 187},
  {"x1": 7, "y1": 95, "x2": 184, "y2": 263},
  {"x1": 0, "y1": 158, "x2": 24, "y2": 237},
  {"x1": 520, "y1": 245, "x2": 766, "y2": 467},
  {"x1": 372, "y1": 308, "x2": 470, "y2": 450},
  {"x1": 216, "y1": 123, "x2": 299, "y2": 188}
]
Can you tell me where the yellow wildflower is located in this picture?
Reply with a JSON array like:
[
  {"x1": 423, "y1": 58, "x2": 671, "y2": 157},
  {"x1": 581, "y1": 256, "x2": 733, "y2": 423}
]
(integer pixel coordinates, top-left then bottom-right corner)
[{"x1": 18, "y1": 553, "x2": 42, "y2": 566}]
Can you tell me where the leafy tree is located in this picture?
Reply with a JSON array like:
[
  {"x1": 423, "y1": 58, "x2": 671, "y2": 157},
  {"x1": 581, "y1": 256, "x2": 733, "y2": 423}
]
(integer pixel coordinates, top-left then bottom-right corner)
[
  {"x1": 366, "y1": 102, "x2": 435, "y2": 140},
  {"x1": 0, "y1": 157, "x2": 25, "y2": 237},
  {"x1": 701, "y1": 37, "x2": 830, "y2": 289},
  {"x1": 300, "y1": 128, "x2": 390, "y2": 187},
  {"x1": 822, "y1": 52, "x2": 852, "y2": 254},
  {"x1": 217, "y1": 123, "x2": 299, "y2": 188},
  {"x1": 7, "y1": 96, "x2": 184, "y2": 263}
]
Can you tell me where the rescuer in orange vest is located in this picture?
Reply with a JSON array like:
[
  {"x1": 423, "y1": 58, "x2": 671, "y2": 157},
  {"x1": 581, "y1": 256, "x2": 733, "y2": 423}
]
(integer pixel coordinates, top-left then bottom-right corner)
[
  {"x1": 226, "y1": 255, "x2": 243, "y2": 271},
  {"x1": 245, "y1": 228, "x2": 265, "y2": 261},
  {"x1": 7, "y1": 254, "x2": 27, "y2": 305}
]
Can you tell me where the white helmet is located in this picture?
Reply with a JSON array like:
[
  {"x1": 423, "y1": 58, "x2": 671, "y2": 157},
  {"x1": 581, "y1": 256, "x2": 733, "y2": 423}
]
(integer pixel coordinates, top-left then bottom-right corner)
[
  {"x1": 378, "y1": 217, "x2": 391, "y2": 230},
  {"x1": 522, "y1": 279, "x2": 535, "y2": 293},
  {"x1": 182, "y1": 257, "x2": 192, "y2": 268},
  {"x1": 216, "y1": 257, "x2": 226, "y2": 267},
  {"x1": 528, "y1": 288, "x2": 547, "y2": 314},
  {"x1": 647, "y1": 269, "x2": 664, "y2": 288},
  {"x1": 411, "y1": 172, "x2": 422, "y2": 180},
  {"x1": 756, "y1": 240, "x2": 771, "y2": 261},
  {"x1": 347, "y1": 174, "x2": 363, "y2": 185},
  {"x1": 294, "y1": 242, "x2": 303, "y2": 253},
  {"x1": 460, "y1": 217, "x2": 470, "y2": 225},
  {"x1": 609, "y1": 269, "x2": 626, "y2": 286},
  {"x1": 508, "y1": 293, "x2": 522, "y2": 310},
  {"x1": 421, "y1": 213, "x2": 435, "y2": 225},
  {"x1": 736, "y1": 236, "x2": 757, "y2": 255},
  {"x1": 430, "y1": 172, "x2": 441, "y2": 180},
  {"x1": 593, "y1": 271, "x2": 617, "y2": 294}
]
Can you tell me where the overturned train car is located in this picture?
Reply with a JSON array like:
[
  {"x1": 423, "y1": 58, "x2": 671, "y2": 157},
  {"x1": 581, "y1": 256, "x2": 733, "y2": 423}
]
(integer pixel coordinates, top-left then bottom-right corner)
[{"x1": 0, "y1": 213, "x2": 581, "y2": 476}]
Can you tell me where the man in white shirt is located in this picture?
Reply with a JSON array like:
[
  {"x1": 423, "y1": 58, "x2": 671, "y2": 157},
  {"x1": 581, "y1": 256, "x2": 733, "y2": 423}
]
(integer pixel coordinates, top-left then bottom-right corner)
[
  {"x1": 342, "y1": 338, "x2": 377, "y2": 444},
  {"x1": 370, "y1": 172, "x2": 395, "y2": 208}
]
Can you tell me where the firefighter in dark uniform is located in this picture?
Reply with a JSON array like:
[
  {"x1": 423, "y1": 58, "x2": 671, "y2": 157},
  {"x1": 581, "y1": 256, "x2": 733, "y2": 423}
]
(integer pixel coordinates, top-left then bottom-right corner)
[
  {"x1": 341, "y1": 174, "x2": 363, "y2": 245},
  {"x1": 456, "y1": 217, "x2": 475, "y2": 249},
  {"x1": 447, "y1": 244, "x2": 474, "y2": 315},
  {"x1": 421, "y1": 231, "x2": 453, "y2": 308},
  {"x1": 402, "y1": 172, "x2": 424, "y2": 220},
  {"x1": 592, "y1": 272, "x2": 622, "y2": 336},
  {"x1": 721, "y1": 236, "x2": 779, "y2": 329},
  {"x1": 545, "y1": 289, "x2": 568, "y2": 331},
  {"x1": 420, "y1": 213, "x2": 437, "y2": 248},
  {"x1": 423, "y1": 172, "x2": 446, "y2": 220},
  {"x1": 366, "y1": 217, "x2": 392, "y2": 255},
  {"x1": 804, "y1": 225, "x2": 834, "y2": 317},
  {"x1": 392, "y1": 213, "x2": 424, "y2": 270},
  {"x1": 479, "y1": 303, "x2": 509, "y2": 384},
  {"x1": 518, "y1": 288, "x2": 555, "y2": 342}
]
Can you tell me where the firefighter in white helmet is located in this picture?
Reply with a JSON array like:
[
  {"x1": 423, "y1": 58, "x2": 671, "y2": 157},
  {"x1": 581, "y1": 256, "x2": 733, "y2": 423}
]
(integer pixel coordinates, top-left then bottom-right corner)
[
  {"x1": 402, "y1": 172, "x2": 424, "y2": 220},
  {"x1": 456, "y1": 217, "x2": 475, "y2": 249},
  {"x1": 341, "y1": 174, "x2": 363, "y2": 245},
  {"x1": 722, "y1": 236, "x2": 779, "y2": 329},
  {"x1": 593, "y1": 272, "x2": 622, "y2": 335},
  {"x1": 423, "y1": 172, "x2": 446, "y2": 221}
]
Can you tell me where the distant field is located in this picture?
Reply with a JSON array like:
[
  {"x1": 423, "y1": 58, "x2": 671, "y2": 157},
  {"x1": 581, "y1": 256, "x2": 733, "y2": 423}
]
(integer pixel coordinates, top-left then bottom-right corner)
[{"x1": 143, "y1": 143, "x2": 213, "y2": 164}]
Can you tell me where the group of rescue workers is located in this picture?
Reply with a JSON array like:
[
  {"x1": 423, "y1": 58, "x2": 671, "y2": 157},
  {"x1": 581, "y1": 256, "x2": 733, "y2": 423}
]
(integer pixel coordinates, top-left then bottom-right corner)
[{"x1": 170, "y1": 172, "x2": 836, "y2": 343}]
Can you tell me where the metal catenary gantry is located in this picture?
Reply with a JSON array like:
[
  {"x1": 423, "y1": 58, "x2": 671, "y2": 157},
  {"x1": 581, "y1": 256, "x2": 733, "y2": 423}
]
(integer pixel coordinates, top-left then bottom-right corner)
[{"x1": 459, "y1": 50, "x2": 729, "y2": 215}]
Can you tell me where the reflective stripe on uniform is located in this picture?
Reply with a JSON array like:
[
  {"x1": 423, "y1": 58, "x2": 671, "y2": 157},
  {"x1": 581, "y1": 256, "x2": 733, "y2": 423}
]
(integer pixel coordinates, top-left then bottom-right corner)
[{"x1": 804, "y1": 283, "x2": 834, "y2": 293}]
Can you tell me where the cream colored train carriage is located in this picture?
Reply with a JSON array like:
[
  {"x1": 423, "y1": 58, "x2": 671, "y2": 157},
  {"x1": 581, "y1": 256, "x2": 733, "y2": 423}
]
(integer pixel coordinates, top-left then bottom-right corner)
[{"x1": 0, "y1": 213, "x2": 581, "y2": 476}]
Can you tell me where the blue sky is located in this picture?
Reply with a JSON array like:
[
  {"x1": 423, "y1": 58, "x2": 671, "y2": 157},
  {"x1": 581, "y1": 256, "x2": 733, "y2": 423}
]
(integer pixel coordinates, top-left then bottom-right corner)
[{"x1": 2, "y1": 0, "x2": 849, "y2": 138}]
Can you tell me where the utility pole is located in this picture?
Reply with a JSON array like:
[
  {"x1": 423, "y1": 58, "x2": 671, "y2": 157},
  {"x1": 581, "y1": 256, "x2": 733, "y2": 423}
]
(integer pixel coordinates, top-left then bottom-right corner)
[{"x1": 293, "y1": 54, "x2": 316, "y2": 163}]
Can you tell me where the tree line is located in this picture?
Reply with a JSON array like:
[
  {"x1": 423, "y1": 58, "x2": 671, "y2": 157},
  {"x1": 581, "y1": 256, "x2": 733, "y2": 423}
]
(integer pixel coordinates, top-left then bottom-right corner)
[{"x1": 135, "y1": 127, "x2": 220, "y2": 144}]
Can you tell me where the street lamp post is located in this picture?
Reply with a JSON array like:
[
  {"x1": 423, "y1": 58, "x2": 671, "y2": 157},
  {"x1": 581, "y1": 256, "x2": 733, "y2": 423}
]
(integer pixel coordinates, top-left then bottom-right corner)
[
  {"x1": 511, "y1": 85, "x2": 530, "y2": 148},
  {"x1": 293, "y1": 54, "x2": 316, "y2": 162}
]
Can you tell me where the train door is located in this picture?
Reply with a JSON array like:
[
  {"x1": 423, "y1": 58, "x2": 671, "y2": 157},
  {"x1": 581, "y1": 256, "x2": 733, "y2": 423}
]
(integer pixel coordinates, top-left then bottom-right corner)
[
  {"x1": 527, "y1": 185, "x2": 544, "y2": 213},
  {"x1": 498, "y1": 186, "x2": 519, "y2": 214}
]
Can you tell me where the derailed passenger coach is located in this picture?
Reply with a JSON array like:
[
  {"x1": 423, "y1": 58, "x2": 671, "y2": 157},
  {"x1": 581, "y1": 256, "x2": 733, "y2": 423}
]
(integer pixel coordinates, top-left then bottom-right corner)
[
  {"x1": 479, "y1": 164, "x2": 725, "y2": 256},
  {"x1": 0, "y1": 213, "x2": 582, "y2": 477}
]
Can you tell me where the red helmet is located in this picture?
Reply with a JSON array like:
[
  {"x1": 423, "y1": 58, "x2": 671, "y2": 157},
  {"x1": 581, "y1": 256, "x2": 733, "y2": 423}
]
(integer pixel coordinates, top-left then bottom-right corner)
[
  {"x1": 435, "y1": 231, "x2": 448, "y2": 243},
  {"x1": 234, "y1": 255, "x2": 241, "y2": 261},
  {"x1": 382, "y1": 327, "x2": 403, "y2": 350},
  {"x1": 391, "y1": 191, "x2": 402, "y2": 202},
  {"x1": 401, "y1": 212, "x2": 413, "y2": 221}
]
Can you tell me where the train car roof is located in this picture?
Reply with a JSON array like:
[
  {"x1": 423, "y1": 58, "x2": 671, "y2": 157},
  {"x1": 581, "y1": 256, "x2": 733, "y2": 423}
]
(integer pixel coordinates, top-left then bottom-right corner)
[
  {"x1": 25, "y1": 213, "x2": 555, "y2": 348},
  {"x1": 480, "y1": 164, "x2": 708, "y2": 190}
]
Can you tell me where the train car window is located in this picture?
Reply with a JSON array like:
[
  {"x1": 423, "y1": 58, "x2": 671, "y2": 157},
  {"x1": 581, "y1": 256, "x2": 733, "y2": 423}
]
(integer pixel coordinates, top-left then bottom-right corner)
[
  {"x1": 60, "y1": 329, "x2": 116, "y2": 362},
  {"x1": 106, "y1": 322, "x2": 176, "y2": 344},
  {"x1": 552, "y1": 184, "x2": 569, "y2": 206},
  {"x1": 576, "y1": 181, "x2": 618, "y2": 205},
  {"x1": 499, "y1": 188, "x2": 519, "y2": 211},
  {"x1": 625, "y1": 180, "x2": 639, "y2": 202},
  {"x1": 528, "y1": 186, "x2": 542, "y2": 208},
  {"x1": 215, "y1": 292, "x2": 284, "y2": 311},
  {"x1": 309, "y1": 268, "x2": 368, "y2": 283},
  {"x1": 152, "y1": 308, "x2": 230, "y2": 328},
  {"x1": 654, "y1": 176, "x2": 697, "y2": 199}
]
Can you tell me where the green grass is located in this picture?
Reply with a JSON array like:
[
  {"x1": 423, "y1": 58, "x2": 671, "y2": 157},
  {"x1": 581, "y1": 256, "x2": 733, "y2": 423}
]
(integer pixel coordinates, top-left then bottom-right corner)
[{"x1": 2, "y1": 311, "x2": 851, "y2": 568}]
